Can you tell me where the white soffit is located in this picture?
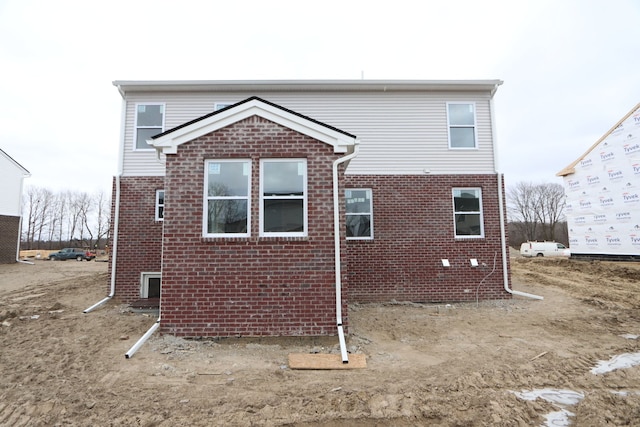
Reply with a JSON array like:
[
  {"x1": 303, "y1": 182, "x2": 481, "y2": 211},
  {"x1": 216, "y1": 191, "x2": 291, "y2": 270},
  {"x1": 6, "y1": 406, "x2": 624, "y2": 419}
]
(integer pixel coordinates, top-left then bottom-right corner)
[{"x1": 149, "y1": 98, "x2": 356, "y2": 155}]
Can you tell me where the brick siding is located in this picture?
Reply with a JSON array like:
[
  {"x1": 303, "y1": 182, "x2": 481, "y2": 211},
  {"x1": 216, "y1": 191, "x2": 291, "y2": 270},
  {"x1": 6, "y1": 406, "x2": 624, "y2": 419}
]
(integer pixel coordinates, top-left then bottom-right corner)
[
  {"x1": 344, "y1": 174, "x2": 512, "y2": 303},
  {"x1": 159, "y1": 116, "x2": 347, "y2": 337},
  {"x1": 107, "y1": 176, "x2": 164, "y2": 302},
  {"x1": 0, "y1": 215, "x2": 20, "y2": 264}
]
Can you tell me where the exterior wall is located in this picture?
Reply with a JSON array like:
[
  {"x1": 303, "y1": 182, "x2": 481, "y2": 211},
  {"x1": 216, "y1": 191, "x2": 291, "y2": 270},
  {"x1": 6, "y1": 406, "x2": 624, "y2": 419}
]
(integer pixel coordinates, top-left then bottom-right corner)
[
  {"x1": 563, "y1": 105, "x2": 640, "y2": 256},
  {"x1": 0, "y1": 215, "x2": 20, "y2": 264},
  {"x1": 345, "y1": 174, "x2": 511, "y2": 302},
  {"x1": 0, "y1": 155, "x2": 26, "y2": 217},
  {"x1": 108, "y1": 176, "x2": 164, "y2": 303},
  {"x1": 120, "y1": 90, "x2": 496, "y2": 177},
  {"x1": 160, "y1": 116, "x2": 347, "y2": 337}
]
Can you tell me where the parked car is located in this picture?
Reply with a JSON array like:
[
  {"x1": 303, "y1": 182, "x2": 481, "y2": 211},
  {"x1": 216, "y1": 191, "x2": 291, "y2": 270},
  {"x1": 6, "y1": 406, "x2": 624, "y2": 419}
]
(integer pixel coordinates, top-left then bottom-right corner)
[
  {"x1": 520, "y1": 241, "x2": 570, "y2": 258},
  {"x1": 48, "y1": 248, "x2": 96, "y2": 261}
]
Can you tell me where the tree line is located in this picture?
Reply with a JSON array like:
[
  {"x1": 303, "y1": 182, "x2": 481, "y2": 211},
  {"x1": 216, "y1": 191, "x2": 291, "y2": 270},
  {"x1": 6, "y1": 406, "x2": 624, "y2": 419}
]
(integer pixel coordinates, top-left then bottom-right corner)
[
  {"x1": 20, "y1": 181, "x2": 565, "y2": 251},
  {"x1": 22, "y1": 186, "x2": 111, "y2": 251},
  {"x1": 507, "y1": 181, "x2": 568, "y2": 247}
]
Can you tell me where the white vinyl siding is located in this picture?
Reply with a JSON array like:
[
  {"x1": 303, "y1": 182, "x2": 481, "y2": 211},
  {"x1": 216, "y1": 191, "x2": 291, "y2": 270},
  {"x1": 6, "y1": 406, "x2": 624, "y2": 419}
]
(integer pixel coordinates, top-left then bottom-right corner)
[{"x1": 120, "y1": 91, "x2": 496, "y2": 177}]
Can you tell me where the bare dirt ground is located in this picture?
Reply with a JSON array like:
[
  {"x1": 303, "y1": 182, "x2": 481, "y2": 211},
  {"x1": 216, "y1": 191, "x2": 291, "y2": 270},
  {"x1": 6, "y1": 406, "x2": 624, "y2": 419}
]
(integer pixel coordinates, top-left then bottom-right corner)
[{"x1": 1, "y1": 255, "x2": 640, "y2": 426}]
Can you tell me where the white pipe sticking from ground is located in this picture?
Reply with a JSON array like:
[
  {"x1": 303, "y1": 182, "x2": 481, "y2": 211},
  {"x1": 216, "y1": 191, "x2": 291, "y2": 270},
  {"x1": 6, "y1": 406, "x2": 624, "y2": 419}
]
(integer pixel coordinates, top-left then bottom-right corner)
[{"x1": 332, "y1": 141, "x2": 360, "y2": 363}]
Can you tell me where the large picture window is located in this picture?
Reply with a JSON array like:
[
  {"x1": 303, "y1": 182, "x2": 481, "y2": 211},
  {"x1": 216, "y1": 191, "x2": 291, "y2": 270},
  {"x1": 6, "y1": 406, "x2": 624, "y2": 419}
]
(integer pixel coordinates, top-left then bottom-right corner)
[
  {"x1": 346, "y1": 189, "x2": 373, "y2": 239},
  {"x1": 260, "y1": 159, "x2": 307, "y2": 236},
  {"x1": 452, "y1": 188, "x2": 484, "y2": 238},
  {"x1": 447, "y1": 102, "x2": 477, "y2": 149},
  {"x1": 135, "y1": 103, "x2": 164, "y2": 150},
  {"x1": 204, "y1": 160, "x2": 250, "y2": 237}
]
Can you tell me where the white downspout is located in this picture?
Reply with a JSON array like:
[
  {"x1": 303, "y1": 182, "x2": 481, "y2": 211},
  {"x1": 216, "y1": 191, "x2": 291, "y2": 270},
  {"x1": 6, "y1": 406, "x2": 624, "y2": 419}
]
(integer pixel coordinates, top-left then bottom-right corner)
[
  {"x1": 126, "y1": 210, "x2": 164, "y2": 358},
  {"x1": 491, "y1": 94, "x2": 543, "y2": 300},
  {"x1": 16, "y1": 172, "x2": 33, "y2": 265},
  {"x1": 332, "y1": 140, "x2": 360, "y2": 363},
  {"x1": 84, "y1": 96, "x2": 127, "y2": 313}
]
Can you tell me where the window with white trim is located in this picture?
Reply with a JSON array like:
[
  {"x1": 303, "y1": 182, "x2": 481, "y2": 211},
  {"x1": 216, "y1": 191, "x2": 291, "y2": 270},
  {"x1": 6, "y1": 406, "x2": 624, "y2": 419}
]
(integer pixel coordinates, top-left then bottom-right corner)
[
  {"x1": 155, "y1": 190, "x2": 165, "y2": 221},
  {"x1": 346, "y1": 189, "x2": 373, "y2": 239},
  {"x1": 447, "y1": 102, "x2": 477, "y2": 149},
  {"x1": 260, "y1": 159, "x2": 307, "y2": 236},
  {"x1": 214, "y1": 102, "x2": 233, "y2": 111},
  {"x1": 204, "y1": 160, "x2": 251, "y2": 237},
  {"x1": 135, "y1": 103, "x2": 164, "y2": 150},
  {"x1": 140, "y1": 272, "x2": 161, "y2": 298},
  {"x1": 452, "y1": 188, "x2": 484, "y2": 238}
]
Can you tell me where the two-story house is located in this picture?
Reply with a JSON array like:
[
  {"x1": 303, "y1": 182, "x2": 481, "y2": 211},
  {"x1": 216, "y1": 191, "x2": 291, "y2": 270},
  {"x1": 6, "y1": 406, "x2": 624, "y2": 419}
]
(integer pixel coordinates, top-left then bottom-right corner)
[
  {"x1": 103, "y1": 80, "x2": 515, "y2": 342},
  {"x1": 0, "y1": 149, "x2": 30, "y2": 264}
]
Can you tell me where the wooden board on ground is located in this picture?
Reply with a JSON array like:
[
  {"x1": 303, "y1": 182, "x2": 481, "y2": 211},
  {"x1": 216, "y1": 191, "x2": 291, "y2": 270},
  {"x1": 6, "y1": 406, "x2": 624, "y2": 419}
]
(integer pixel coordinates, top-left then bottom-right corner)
[{"x1": 288, "y1": 353, "x2": 367, "y2": 370}]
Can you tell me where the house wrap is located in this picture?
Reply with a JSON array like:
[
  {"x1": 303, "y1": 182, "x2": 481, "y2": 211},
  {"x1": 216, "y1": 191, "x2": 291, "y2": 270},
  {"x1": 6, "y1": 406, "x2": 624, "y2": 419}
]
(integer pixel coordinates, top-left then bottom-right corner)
[
  {"x1": 109, "y1": 80, "x2": 512, "y2": 338},
  {"x1": 558, "y1": 102, "x2": 640, "y2": 259}
]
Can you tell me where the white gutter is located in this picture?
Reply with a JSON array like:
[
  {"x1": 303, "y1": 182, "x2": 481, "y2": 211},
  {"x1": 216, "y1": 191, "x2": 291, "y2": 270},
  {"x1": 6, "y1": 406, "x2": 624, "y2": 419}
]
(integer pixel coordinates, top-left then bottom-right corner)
[
  {"x1": 491, "y1": 94, "x2": 543, "y2": 300},
  {"x1": 332, "y1": 141, "x2": 360, "y2": 363},
  {"x1": 84, "y1": 97, "x2": 127, "y2": 313},
  {"x1": 15, "y1": 173, "x2": 33, "y2": 265}
]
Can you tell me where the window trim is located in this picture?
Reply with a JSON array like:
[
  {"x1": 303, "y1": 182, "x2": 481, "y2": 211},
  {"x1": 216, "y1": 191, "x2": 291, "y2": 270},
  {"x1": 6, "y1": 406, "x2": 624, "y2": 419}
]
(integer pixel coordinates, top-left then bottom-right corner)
[
  {"x1": 259, "y1": 158, "x2": 308, "y2": 237},
  {"x1": 155, "y1": 189, "x2": 165, "y2": 221},
  {"x1": 345, "y1": 188, "x2": 374, "y2": 240},
  {"x1": 134, "y1": 102, "x2": 165, "y2": 151},
  {"x1": 446, "y1": 102, "x2": 478, "y2": 150},
  {"x1": 452, "y1": 187, "x2": 485, "y2": 238},
  {"x1": 203, "y1": 159, "x2": 251, "y2": 238},
  {"x1": 140, "y1": 272, "x2": 161, "y2": 298}
]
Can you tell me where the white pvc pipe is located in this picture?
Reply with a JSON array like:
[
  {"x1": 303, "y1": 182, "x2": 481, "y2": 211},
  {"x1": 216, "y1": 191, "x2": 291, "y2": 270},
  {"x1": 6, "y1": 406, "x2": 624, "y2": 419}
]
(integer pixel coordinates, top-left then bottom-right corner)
[
  {"x1": 332, "y1": 141, "x2": 360, "y2": 363},
  {"x1": 125, "y1": 320, "x2": 160, "y2": 359},
  {"x1": 84, "y1": 98, "x2": 127, "y2": 313}
]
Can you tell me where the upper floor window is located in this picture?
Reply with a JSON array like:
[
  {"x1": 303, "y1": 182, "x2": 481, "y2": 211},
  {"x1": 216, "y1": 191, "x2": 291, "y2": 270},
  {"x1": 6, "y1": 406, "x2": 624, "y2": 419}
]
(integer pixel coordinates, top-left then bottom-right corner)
[
  {"x1": 135, "y1": 103, "x2": 164, "y2": 150},
  {"x1": 447, "y1": 102, "x2": 477, "y2": 149},
  {"x1": 346, "y1": 189, "x2": 373, "y2": 239},
  {"x1": 214, "y1": 103, "x2": 233, "y2": 111},
  {"x1": 155, "y1": 190, "x2": 165, "y2": 221},
  {"x1": 260, "y1": 159, "x2": 307, "y2": 237},
  {"x1": 452, "y1": 188, "x2": 484, "y2": 238},
  {"x1": 204, "y1": 160, "x2": 251, "y2": 237}
]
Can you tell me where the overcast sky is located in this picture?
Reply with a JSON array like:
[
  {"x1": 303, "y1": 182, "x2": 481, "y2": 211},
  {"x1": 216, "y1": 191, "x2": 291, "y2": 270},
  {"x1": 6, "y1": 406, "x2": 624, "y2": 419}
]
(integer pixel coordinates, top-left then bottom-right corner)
[{"x1": 1, "y1": 0, "x2": 638, "y2": 196}]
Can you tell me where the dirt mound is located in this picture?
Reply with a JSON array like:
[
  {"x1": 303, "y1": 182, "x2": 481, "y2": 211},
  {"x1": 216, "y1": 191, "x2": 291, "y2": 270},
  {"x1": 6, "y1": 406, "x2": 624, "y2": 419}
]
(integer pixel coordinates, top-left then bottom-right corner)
[{"x1": 1, "y1": 259, "x2": 640, "y2": 426}]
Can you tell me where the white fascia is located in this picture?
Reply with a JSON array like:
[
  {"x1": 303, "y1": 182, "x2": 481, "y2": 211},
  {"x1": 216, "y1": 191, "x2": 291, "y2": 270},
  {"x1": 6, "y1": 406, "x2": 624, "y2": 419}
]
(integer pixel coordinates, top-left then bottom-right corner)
[{"x1": 149, "y1": 99, "x2": 355, "y2": 155}]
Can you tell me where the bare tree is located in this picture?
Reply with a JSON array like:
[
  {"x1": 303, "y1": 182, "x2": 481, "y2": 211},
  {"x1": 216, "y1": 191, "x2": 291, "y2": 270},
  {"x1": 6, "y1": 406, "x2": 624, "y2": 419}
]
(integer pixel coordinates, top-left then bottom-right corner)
[
  {"x1": 507, "y1": 181, "x2": 566, "y2": 245},
  {"x1": 535, "y1": 183, "x2": 566, "y2": 242},
  {"x1": 21, "y1": 186, "x2": 111, "y2": 250}
]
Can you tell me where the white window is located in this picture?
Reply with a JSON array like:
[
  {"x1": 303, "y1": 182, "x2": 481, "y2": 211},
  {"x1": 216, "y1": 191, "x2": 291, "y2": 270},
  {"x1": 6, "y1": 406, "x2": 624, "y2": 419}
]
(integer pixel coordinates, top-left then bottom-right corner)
[
  {"x1": 452, "y1": 188, "x2": 484, "y2": 238},
  {"x1": 260, "y1": 159, "x2": 307, "y2": 237},
  {"x1": 140, "y1": 272, "x2": 161, "y2": 298},
  {"x1": 135, "y1": 103, "x2": 164, "y2": 150},
  {"x1": 204, "y1": 160, "x2": 251, "y2": 237},
  {"x1": 447, "y1": 102, "x2": 477, "y2": 149},
  {"x1": 214, "y1": 102, "x2": 233, "y2": 111},
  {"x1": 155, "y1": 190, "x2": 165, "y2": 221},
  {"x1": 346, "y1": 189, "x2": 373, "y2": 240}
]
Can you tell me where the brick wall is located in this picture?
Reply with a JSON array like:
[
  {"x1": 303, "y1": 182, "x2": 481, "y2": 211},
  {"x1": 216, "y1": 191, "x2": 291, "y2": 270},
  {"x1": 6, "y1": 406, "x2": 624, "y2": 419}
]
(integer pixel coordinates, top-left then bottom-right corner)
[
  {"x1": 108, "y1": 176, "x2": 164, "y2": 303},
  {"x1": 160, "y1": 116, "x2": 347, "y2": 337},
  {"x1": 0, "y1": 215, "x2": 20, "y2": 264},
  {"x1": 344, "y1": 174, "x2": 512, "y2": 303}
]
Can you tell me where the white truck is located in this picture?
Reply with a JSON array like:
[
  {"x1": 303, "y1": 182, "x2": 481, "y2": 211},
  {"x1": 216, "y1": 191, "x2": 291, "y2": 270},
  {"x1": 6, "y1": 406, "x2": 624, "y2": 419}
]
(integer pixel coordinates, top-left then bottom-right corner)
[{"x1": 519, "y1": 241, "x2": 570, "y2": 258}]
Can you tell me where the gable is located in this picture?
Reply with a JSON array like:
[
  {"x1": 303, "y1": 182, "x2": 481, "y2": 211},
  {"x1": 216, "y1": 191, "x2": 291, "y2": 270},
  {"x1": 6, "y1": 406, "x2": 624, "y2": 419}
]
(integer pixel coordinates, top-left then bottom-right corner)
[{"x1": 149, "y1": 97, "x2": 357, "y2": 155}]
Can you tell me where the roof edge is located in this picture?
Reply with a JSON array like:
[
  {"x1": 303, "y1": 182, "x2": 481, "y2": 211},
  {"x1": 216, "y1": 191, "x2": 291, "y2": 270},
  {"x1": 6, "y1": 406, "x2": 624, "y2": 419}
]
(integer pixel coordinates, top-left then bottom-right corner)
[
  {"x1": 557, "y1": 102, "x2": 640, "y2": 177},
  {"x1": 0, "y1": 148, "x2": 30, "y2": 175},
  {"x1": 113, "y1": 79, "x2": 503, "y2": 96}
]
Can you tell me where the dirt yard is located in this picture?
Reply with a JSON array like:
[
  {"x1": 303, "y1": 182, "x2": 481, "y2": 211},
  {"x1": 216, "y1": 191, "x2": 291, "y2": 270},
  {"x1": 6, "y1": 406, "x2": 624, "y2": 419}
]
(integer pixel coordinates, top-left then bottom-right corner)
[{"x1": 1, "y1": 255, "x2": 640, "y2": 426}]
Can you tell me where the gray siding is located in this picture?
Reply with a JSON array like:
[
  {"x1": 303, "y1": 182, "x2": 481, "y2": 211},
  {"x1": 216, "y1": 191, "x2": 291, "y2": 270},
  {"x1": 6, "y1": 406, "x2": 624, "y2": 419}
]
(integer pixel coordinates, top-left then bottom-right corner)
[{"x1": 120, "y1": 90, "x2": 496, "y2": 177}]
